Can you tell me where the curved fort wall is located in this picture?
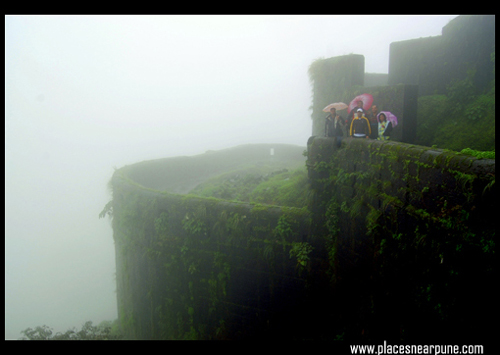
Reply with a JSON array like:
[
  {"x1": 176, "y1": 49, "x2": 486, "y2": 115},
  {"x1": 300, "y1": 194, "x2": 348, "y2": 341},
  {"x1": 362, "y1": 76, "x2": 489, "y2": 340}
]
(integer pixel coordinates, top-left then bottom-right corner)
[{"x1": 111, "y1": 144, "x2": 314, "y2": 340}]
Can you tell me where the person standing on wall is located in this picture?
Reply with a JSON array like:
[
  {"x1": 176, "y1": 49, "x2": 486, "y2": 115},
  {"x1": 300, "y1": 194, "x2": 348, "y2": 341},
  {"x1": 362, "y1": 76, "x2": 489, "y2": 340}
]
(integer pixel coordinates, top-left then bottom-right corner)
[
  {"x1": 350, "y1": 108, "x2": 371, "y2": 139},
  {"x1": 325, "y1": 107, "x2": 346, "y2": 147},
  {"x1": 376, "y1": 112, "x2": 393, "y2": 140},
  {"x1": 347, "y1": 100, "x2": 365, "y2": 129},
  {"x1": 325, "y1": 107, "x2": 345, "y2": 137}
]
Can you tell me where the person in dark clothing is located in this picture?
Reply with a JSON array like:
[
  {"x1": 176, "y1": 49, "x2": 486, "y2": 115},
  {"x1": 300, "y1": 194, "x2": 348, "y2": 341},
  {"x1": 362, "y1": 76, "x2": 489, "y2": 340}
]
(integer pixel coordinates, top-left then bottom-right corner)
[
  {"x1": 350, "y1": 109, "x2": 371, "y2": 138},
  {"x1": 366, "y1": 105, "x2": 379, "y2": 122},
  {"x1": 325, "y1": 107, "x2": 345, "y2": 138},
  {"x1": 325, "y1": 107, "x2": 346, "y2": 147}
]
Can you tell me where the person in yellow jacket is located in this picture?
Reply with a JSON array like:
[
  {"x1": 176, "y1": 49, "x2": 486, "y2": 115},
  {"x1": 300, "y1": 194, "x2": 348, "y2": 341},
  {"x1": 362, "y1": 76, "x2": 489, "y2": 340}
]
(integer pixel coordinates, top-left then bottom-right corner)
[{"x1": 350, "y1": 108, "x2": 371, "y2": 139}]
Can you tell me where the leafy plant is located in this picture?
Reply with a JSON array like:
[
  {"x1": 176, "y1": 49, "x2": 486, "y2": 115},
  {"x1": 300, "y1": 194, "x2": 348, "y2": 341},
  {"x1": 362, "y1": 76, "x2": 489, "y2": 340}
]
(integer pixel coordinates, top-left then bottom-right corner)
[
  {"x1": 289, "y1": 242, "x2": 314, "y2": 268},
  {"x1": 99, "y1": 200, "x2": 113, "y2": 219},
  {"x1": 459, "y1": 148, "x2": 495, "y2": 159},
  {"x1": 274, "y1": 214, "x2": 293, "y2": 239}
]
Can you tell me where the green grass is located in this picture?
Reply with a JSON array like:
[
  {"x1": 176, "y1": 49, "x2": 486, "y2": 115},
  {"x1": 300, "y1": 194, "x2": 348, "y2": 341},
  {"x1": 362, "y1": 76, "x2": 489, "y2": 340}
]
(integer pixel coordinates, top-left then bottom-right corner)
[
  {"x1": 188, "y1": 165, "x2": 310, "y2": 208},
  {"x1": 248, "y1": 167, "x2": 310, "y2": 207}
]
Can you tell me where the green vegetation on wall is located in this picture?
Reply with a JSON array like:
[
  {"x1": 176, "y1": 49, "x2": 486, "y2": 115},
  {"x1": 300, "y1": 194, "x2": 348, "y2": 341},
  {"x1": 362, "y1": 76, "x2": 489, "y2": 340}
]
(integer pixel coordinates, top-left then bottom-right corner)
[
  {"x1": 416, "y1": 54, "x2": 495, "y2": 151},
  {"x1": 111, "y1": 167, "x2": 312, "y2": 340},
  {"x1": 306, "y1": 136, "x2": 495, "y2": 341}
]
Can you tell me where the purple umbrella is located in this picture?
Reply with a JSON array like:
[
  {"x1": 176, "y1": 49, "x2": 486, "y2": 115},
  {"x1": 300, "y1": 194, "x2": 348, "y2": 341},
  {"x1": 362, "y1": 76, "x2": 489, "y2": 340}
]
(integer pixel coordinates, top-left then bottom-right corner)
[
  {"x1": 377, "y1": 111, "x2": 398, "y2": 127},
  {"x1": 348, "y1": 93, "x2": 373, "y2": 114}
]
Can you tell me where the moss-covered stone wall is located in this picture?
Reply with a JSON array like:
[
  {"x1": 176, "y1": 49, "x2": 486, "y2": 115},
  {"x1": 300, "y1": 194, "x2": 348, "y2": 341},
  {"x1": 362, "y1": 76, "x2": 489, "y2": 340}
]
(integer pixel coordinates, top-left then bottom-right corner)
[
  {"x1": 111, "y1": 150, "x2": 315, "y2": 340},
  {"x1": 306, "y1": 136, "x2": 495, "y2": 342}
]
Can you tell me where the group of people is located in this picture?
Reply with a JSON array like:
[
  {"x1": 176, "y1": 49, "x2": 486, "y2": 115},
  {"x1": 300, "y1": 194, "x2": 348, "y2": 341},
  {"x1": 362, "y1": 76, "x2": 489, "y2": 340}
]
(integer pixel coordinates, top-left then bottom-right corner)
[{"x1": 324, "y1": 100, "x2": 393, "y2": 141}]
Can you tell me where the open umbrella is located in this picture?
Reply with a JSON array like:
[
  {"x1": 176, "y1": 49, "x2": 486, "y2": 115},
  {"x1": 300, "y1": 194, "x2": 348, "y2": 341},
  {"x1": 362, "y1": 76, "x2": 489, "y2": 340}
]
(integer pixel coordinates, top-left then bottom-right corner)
[
  {"x1": 348, "y1": 93, "x2": 374, "y2": 114},
  {"x1": 377, "y1": 111, "x2": 398, "y2": 127},
  {"x1": 323, "y1": 102, "x2": 348, "y2": 112}
]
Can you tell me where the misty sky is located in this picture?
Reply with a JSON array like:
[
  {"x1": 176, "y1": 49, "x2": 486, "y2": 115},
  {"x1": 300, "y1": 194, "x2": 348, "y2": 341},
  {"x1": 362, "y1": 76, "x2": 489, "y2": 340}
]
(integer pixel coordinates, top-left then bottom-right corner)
[{"x1": 5, "y1": 14, "x2": 458, "y2": 339}]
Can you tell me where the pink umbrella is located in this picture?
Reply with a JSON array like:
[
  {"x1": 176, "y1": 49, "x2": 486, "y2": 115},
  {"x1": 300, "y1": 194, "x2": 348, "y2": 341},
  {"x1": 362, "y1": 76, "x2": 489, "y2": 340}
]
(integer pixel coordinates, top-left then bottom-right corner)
[
  {"x1": 323, "y1": 102, "x2": 348, "y2": 112},
  {"x1": 348, "y1": 93, "x2": 374, "y2": 114},
  {"x1": 377, "y1": 111, "x2": 398, "y2": 127}
]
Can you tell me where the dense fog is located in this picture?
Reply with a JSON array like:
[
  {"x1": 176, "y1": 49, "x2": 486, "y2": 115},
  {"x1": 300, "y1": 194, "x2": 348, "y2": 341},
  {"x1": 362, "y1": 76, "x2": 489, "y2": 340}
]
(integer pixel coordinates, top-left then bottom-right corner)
[{"x1": 5, "y1": 15, "x2": 457, "y2": 339}]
